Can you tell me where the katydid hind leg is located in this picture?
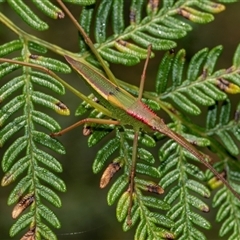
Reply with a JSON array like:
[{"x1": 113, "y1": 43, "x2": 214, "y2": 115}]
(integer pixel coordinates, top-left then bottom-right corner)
[
  {"x1": 161, "y1": 126, "x2": 240, "y2": 200},
  {"x1": 127, "y1": 130, "x2": 140, "y2": 226},
  {"x1": 127, "y1": 46, "x2": 154, "y2": 225}
]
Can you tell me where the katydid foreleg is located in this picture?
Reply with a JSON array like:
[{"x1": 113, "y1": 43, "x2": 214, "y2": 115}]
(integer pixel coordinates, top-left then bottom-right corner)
[{"x1": 51, "y1": 118, "x2": 120, "y2": 137}]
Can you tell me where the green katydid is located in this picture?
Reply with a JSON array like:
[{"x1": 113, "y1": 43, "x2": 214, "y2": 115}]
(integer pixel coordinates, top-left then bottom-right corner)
[{"x1": 54, "y1": 0, "x2": 240, "y2": 220}]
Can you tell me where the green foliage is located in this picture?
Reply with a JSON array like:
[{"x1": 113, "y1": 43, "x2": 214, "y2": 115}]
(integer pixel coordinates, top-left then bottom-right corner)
[
  {"x1": 0, "y1": 3, "x2": 72, "y2": 237},
  {"x1": 0, "y1": 0, "x2": 240, "y2": 240}
]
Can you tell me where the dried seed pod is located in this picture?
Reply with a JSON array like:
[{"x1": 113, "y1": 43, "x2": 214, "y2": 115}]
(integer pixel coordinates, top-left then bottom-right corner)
[
  {"x1": 12, "y1": 193, "x2": 35, "y2": 219},
  {"x1": 147, "y1": 183, "x2": 164, "y2": 194},
  {"x1": 55, "y1": 101, "x2": 70, "y2": 115},
  {"x1": 83, "y1": 126, "x2": 92, "y2": 136},
  {"x1": 147, "y1": 0, "x2": 159, "y2": 14},
  {"x1": 1, "y1": 173, "x2": 13, "y2": 186},
  {"x1": 208, "y1": 171, "x2": 226, "y2": 189},
  {"x1": 29, "y1": 54, "x2": 39, "y2": 59},
  {"x1": 100, "y1": 162, "x2": 121, "y2": 188},
  {"x1": 20, "y1": 227, "x2": 35, "y2": 240},
  {"x1": 216, "y1": 78, "x2": 240, "y2": 94},
  {"x1": 129, "y1": 8, "x2": 136, "y2": 24}
]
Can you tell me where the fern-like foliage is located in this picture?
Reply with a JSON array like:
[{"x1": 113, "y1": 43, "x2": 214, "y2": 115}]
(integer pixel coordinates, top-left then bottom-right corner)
[
  {"x1": 1, "y1": 0, "x2": 240, "y2": 240},
  {"x1": 78, "y1": 0, "x2": 227, "y2": 66},
  {"x1": 205, "y1": 100, "x2": 240, "y2": 240},
  {"x1": 0, "y1": 27, "x2": 72, "y2": 240}
]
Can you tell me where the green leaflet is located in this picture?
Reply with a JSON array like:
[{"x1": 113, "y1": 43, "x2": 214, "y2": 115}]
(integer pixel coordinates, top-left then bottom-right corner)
[
  {"x1": 147, "y1": 23, "x2": 186, "y2": 39},
  {"x1": 219, "y1": 99, "x2": 231, "y2": 125},
  {"x1": 63, "y1": 0, "x2": 95, "y2": 5},
  {"x1": 7, "y1": 176, "x2": 32, "y2": 205},
  {"x1": 155, "y1": 50, "x2": 174, "y2": 94},
  {"x1": 32, "y1": 110, "x2": 61, "y2": 132},
  {"x1": 171, "y1": 92, "x2": 201, "y2": 115},
  {"x1": 0, "y1": 40, "x2": 22, "y2": 56},
  {"x1": 116, "y1": 191, "x2": 130, "y2": 222},
  {"x1": 29, "y1": 41, "x2": 47, "y2": 53},
  {"x1": 35, "y1": 166, "x2": 66, "y2": 192},
  {"x1": 2, "y1": 136, "x2": 28, "y2": 172},
  {"x1": 136, "y1": 163, "x2": 160, "y2": 178},
  {"x1": 195, "y1": 1, "x2": 225, "y2": 14},
  {"x1": 10, "y1": 212, "x2": 34, "y2": 237},
  {"x1": 100, "y1": 47, "x2": 140, "y2": 66},
  {"x1": 112, "y1": 0, "x2": 124, "y2": 34},
  {"x1": 0, "y1": 76, "x2": 25, "y2": 102},
  {"x1": 172, "y1": 49, "x2": 185, "y2": 88},
  {"x1": 37, "y1": 204, "x2": 61, "y2": 228},
  {"x1": 186, "y1": 179, "x2": 211, "y2": 198},
  {"x1": 178, "y1": 7, "x2": 214, "y2": 24},
  {"x1": 217, "y1": 131, "x2": 239, "y2": 156},
  {"x1": 130, "y1": 0, "x2": 145, "y2": 25},
  {"x1": 158, "y1": 16, "x2": 192, "y2": 31},
  {"x1": 37, "y1": 222, "x2": 57, "y2": 240},
  {"x1": 32, "y1": 131, "x2": 66, "y2": 154},
  {"x1": 32, "y1": 0, "x2": 64, "y2": 19},
  {"x1": 124, "y1": 129, "x2": 156, "y2": 147},
  {"x1": 29, "y1": 56, "x2": 71, "y2": 73},
  {"x1": 131, "y1": 31, "x2": 176, "y2": 50},
  {"x1": 233, "y1": 43, "x2": 240, "y2": 67},
  {"x1": 0, "y1": 116, "x2": 26, "y2": 146},
  {"x1": 203, "y1": 45, "x2": 223, "y2": 75},
  {"x1": 31, "y1": 91, "x2": 70, "y2": 115},
  {"x1": 78, "y1": 6, "x2": 94, "y2": 53},
  {"x1": 31, "y1": 71, "x2": 65, "y2": 94},
  {"x1": 114, "y1": 40, "x2": 152, "y2": 60},
  {"x1": 0, "y1": 95, "x2": 25, "y2": 127},
  {"x1": 206, "y1": 100, "x2": 240, "y2": 155},
  {"x1": 0, "y1": 58, "x2": 22, "y2": 78},
  {"x1": 7, "y1": 0, "x2": 48, "y2": 30},
  {"x1": 187, "y1": 195, "x2": 209, "y2": 212},
  {"x1": 3, "y1": 156, "x2": 30, "y2": 183},
  {"x1": 37, "y1": 185, "x2": 62, "y2": 208},
  {"x1": 186, "y1": 87, "x2": 215, "y2": 106},
  {"x1": 92, "y1": 138, "x2": 120, "y2": 173},
  {"x1": 187, "y1": 48, "x2": 208, "y2": 81},
  {"x1": 206, "y1": 104, "x2": 218, "y2": 130},
  {"x1": 107, "y1": 175, "x2": 128, "y2": 206},
  {"x1": 94, "y1": 0, "x2": 112, "y2": 43},
  {"x1": 122, "y1": 205, "x2": 140, "y2": 231},
  {"x1": 140, "y1": 196, "x2": 170, "y2": 210},
  {"x1": 34, "y1": 149, "x2": 63, "y2": 172}
]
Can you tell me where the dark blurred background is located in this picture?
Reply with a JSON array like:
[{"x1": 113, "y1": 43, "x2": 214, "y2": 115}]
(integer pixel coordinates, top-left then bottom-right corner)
[{"x1": 0, "y1": 1, "x2": 240, "y2": 239}]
